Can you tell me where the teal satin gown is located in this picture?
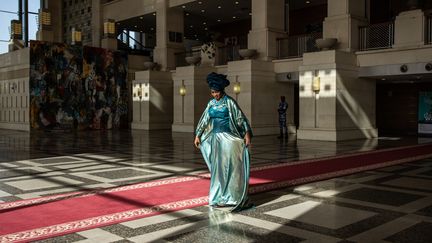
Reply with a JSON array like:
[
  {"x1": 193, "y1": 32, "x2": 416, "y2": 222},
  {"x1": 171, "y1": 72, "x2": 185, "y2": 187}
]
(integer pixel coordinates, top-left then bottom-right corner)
[{"x1": 195, "y1": 95, "x2": 253, "y2": 211}]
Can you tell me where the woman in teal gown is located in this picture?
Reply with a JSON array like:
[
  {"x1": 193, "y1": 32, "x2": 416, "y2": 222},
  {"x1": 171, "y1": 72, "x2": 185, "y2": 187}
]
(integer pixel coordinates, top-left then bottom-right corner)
[{"x1": 194, "y1": 72, "x2": 253, "y2": 211}]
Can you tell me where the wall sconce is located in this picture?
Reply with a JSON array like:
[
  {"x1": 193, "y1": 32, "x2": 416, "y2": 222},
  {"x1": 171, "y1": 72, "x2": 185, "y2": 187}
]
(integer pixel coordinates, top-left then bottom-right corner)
[
  {"x1": 71, "y1": 27, "x2": 82, "y2": 45},
  {"x1": 103, "y1": 19, "x2": 116, "y2": 38},
  {"x1": 312, "y1": 70, "x2": 321, "y2": 94},
  {"x1": 179, "y1": 81, "x2": 186, "y2": 96},
  {"x1": 312, "y1": 71, "x2": 320, "y2": 128},
  {"x1": 179, "y1": 80, "x2": 187, "y2": 123},
  {"x1": 233, "y1": 81, "x2": 241, "y2": 94},
  {"x1": 10, "y1": 20, "x2": 22, "y2": 40},
  {"x1": 312, "y1": 76, "x2": 320, "y2": 93},
  {"x1": 39, "y1": 8, "x2": 51, "y2": 29}
]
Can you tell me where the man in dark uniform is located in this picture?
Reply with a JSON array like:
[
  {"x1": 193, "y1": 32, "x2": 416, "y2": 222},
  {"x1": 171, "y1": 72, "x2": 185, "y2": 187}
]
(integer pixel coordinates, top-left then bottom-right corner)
[{"x1": 278, "y1": 96, "x2": 288, "y2": 139}]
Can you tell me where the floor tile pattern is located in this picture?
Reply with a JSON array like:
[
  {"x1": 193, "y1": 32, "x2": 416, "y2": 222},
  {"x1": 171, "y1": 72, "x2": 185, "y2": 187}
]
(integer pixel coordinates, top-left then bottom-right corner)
[{"x1": 0, "y1": 130, "x2": 431, "y2": 242}]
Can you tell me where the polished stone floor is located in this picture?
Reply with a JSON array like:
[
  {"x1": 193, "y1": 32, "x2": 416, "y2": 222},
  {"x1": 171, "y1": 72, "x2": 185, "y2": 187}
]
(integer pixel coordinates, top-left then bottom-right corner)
[{"x1": 1, "y1": 129, "x2": 432, "y2": 242}]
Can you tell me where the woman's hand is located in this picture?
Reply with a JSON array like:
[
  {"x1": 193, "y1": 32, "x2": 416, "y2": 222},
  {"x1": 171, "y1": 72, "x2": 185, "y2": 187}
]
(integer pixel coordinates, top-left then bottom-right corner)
[
  {"x1": 244, "y1": 132, "x2": 251, "y2": 147},
  {"x1": 194, "y1": 136, "x2": 201, "y2": 149}
]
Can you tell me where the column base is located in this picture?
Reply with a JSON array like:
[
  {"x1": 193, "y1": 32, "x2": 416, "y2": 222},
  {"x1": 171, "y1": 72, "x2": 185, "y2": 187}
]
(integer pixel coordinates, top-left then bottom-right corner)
[
  {"x1": 251, "y1": 124, "x2": 297, "y2": 136},
  {"x1": 0, "y1": 122, "x2": 30, "y2": 131},
  {"x1": 172, "y1": 123, "x2": 194, "y2": 133},
  {"x1": 297, "y1": 127, "x2": 378, "y2": 141},
  {"x1": 101, "y1": 38, "x2": 118, "y2": 51},
  {"x1": 131, "y1": 122, "x2": 172, "y2": 130},
  {"x1": 8, "y1": 39, "x2": 25, "y2": 52},
  {"x1": 36, "y1": 30, "x2": 54, "y2": 42}
]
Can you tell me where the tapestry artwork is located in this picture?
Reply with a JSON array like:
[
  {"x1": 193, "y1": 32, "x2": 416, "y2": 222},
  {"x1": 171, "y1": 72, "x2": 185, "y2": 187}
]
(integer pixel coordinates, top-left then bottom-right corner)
[{"x1": 29, "y1": 41, "x2": 128, "y2": 130}]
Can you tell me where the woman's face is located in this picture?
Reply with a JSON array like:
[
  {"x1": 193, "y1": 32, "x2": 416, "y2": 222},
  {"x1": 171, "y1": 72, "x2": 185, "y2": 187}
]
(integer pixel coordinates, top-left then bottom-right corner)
[{"x1": 211, "y1": 90, "x2": 222, "y2": 100}]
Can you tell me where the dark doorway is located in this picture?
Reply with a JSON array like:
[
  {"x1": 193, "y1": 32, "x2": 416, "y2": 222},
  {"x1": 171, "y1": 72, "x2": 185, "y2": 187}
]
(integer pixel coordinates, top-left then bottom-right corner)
[{"x1": 376, "y1": 81, "x2": 432, "y2": 136}]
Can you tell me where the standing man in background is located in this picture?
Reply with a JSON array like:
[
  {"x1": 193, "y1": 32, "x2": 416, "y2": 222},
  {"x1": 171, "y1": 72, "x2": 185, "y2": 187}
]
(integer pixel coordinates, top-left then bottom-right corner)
[{"x1": 278, "y1": 96, "x2": 288, "y2": 139}]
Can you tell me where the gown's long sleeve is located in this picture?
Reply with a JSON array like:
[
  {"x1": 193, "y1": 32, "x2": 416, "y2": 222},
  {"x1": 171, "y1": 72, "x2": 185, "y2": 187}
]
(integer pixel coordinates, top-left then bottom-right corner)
[
  {"x1": 227, "y1": 97, "x2": 253, "y2": 139},
  {"x1": 195, "y1": 102, "x2": 211, "y2": 139}
]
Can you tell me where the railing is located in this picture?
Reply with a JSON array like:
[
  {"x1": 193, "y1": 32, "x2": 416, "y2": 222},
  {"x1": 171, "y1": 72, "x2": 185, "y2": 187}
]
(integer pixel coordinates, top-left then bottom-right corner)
[
  {"x1": 426, "y1": 15, "x2": 432, "y2": 45},
  {"x1": 276, "y1": 32, "x2": 322, "y2": 59},
  {"x1": 359, "y1": 21, "x2": 394, "y2": 51},
  {"x1": 174, "y1": 49, "x2": 201, "y2": 67},
  {"x1": 117, "y1": 30, "x2": 153, "y2": 56},
  {"x1": 217, "y1": 45, "x2": 241, "y2": 65}
]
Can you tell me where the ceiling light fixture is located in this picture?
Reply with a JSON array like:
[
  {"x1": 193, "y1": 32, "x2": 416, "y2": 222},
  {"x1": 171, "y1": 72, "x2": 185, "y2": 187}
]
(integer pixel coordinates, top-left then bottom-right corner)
[
  {"x1": 218, "y1": 6, "x2": 221, "y2": 8},
  {"x1": 306, "y1": 0, "x2": 311, "y2": 3},
  {"x1": 235, "y1": 1, "x2": 239, "y2": 4},
  {"x1": 217, "y1": 19, "x2": 221, "y2": 22}
]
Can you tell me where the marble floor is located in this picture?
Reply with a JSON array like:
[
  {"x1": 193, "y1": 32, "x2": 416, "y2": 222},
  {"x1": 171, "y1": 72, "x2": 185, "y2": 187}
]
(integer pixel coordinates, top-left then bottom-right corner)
[{"x1": 0, "y1": 129, "x2": 432, "y2": 242}]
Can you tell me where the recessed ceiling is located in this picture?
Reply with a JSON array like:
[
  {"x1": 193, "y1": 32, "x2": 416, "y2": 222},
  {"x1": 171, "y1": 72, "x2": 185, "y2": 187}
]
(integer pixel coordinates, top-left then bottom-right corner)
[
  {"x1": 115, "y1": 0, "x2": 328, "y2": 40},
  {"x1": 288, "y1": 0, "x2": 327, "y2": 10},
  {"x1": 116, "y1": 13, "x2": 156, "y2": 34}
]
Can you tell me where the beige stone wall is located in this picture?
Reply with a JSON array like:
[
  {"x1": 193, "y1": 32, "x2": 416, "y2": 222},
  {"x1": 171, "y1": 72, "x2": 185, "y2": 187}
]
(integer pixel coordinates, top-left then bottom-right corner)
[
  {"x1": 394, "y1": 9, "x2": 425, "y2": 48},
  {"x1": 357, "y1": 46, "x2": 432, "y2": 67},
  {"x1": 132, "y1": 70, "x2": 173, "y2": 130},
  {"x1": 227, "y1": 60, "x2": 290, "y2": 135},
  {"x1": 0, "y1": 49, "x2": 30, "y2": 131},
  {"x1": 298, "y1": 50, "x2": 377, "y2": 141},
  {"x1": 172, "y1": 66, "x2": 216, "y2": 132}
]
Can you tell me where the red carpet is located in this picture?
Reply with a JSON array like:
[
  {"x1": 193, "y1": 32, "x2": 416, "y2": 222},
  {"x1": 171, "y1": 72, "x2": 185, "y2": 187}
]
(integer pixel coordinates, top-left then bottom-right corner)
[{"x1": 1, "y1": 143, "x2": 432, "y2": 242}]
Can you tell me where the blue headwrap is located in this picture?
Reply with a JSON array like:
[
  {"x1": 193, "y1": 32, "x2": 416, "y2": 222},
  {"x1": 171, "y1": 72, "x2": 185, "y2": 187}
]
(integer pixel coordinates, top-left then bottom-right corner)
[{"x1": 206, "y1": 72, "x2": 230, "y2": 91}]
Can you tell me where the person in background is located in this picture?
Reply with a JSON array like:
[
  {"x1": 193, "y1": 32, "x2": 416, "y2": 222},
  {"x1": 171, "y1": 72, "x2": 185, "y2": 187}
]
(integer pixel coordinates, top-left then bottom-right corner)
[
  {"x1": 194, "y1": 72, "x2": 253, "y2": 212},
  {"x1": 278, "y1": 96, "x2": 288, "y2": 139}
]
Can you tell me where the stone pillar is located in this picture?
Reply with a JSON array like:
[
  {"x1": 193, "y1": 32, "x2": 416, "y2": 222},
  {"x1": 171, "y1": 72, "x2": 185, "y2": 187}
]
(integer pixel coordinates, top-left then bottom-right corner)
[
  {"x1": 297, "y1": 50, "x2": 377, "y2": 141},
  {"x1": 47, "y1": 0, "x2": 62, "y2": 43},
  {"x1": 153, "y1": 0, "x2": 185, "y2": 71},
  {"x1": 393, "y1": 9, "x2": 425, "y2": 48},
  {"x1": 101, "y1": 38, "x2": 117, "y2": 50},
  {"x1": 101, "y1": 19, "x2": 117, "y2": 51},
  {"x1": 323, "y1": 0, "x2": 368, "y2": 51},
  {"x1": 36, "y1": 29, "x2": 54, "y2": 42},
  {"x1": 172, "y1": 66, "x2": 216, "y2": 132},
  {"x1": 227, "y1": 60, "x2": 287, "y2": 135},
  {"x1": 131, "y1": 71, "x2": 173, "y2": 130},
  {"x1": 91, "y1": 0, "x2": 103, "y2": 47},
  {"x1": 36, "y1": 8, "x2": 53, "y2": 42},
  {"x1": 247, "y1": 0, "x2": 286, "y2": 61}
]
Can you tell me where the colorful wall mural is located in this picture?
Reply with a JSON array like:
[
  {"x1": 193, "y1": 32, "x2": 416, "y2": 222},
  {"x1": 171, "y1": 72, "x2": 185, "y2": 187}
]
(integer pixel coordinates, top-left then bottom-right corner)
[{"x1": 30, "y1": 41, "x2": 128, "y2": 130}]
